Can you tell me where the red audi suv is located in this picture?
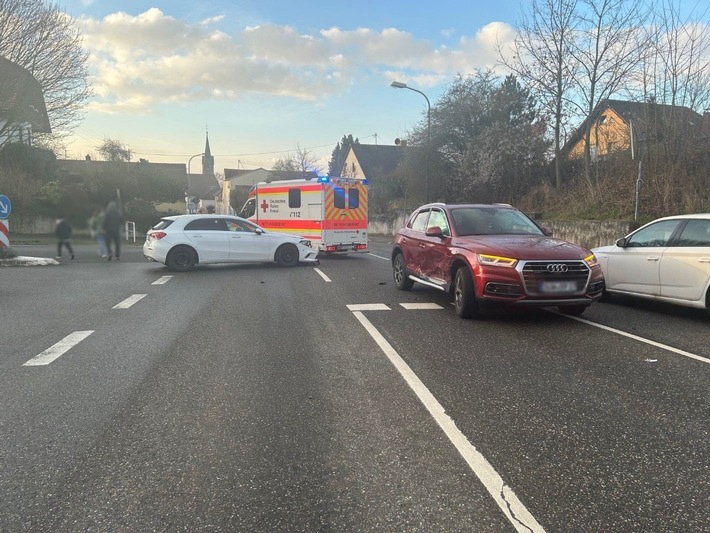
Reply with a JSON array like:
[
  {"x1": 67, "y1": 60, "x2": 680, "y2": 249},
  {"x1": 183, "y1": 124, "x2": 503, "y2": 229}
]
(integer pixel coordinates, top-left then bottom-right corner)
[{"x1": 392, "y1": 203, "x2": 604, "y2": 318}]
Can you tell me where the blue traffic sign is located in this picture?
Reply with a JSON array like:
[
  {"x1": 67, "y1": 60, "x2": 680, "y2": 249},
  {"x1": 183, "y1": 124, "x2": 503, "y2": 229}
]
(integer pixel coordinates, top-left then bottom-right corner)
[{"x1": 0, "y1": 195, "x2": 10, "y2": 219}]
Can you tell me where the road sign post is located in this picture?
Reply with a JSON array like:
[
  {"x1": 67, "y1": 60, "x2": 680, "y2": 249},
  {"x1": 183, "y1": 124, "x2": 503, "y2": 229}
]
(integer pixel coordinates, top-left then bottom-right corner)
[
  {"x1": 0, "y1": 194, "x2": 11, "y2": 219},
  {"x1": 0, "y1": 195, "x2": 10, "y2": 249},
  {"x1": 0, "y1": 218, "x2": 9, "y2": 249}
]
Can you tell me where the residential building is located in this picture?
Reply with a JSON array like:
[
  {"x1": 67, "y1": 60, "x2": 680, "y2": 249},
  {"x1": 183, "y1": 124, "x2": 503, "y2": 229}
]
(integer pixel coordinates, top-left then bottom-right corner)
[
  {"x1": 339, "y1": 143, "x2": 405, "y2": 180},
  {"x1": 564, "y1": 99, "x2": 710, "y2": 161},
  {"x1": 0, "y1": 56, "x2": 51, "y2": 148}
]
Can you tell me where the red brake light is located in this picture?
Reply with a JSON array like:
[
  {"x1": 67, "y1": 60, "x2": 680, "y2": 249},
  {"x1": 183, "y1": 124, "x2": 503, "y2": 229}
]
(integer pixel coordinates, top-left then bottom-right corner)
[
  {"x1": 149, "y1": 231, "x2": 167, "y2": 239},
  {"x1": 325, "y1": 245, "x2": 337, "y2": 252},
  {"x1": 355, "y1": 244, "x2": 367, "y2": 250}
]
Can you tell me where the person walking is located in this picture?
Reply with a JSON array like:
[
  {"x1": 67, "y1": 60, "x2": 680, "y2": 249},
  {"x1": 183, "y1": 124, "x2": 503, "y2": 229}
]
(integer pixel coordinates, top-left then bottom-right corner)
[
  {"x1": 103, "y1": 201, "x2": 124, "y2": 261},
  {"x1": 54, "y1": 216, "x2": 75, "y2": 260},
  {"x1": 88, "y1": 207, "x2": 108, "y2": 258}
]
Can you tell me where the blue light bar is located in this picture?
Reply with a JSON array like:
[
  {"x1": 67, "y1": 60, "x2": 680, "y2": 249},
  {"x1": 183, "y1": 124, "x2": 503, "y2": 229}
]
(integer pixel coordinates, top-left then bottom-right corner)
[{"x1": 317, "y1": 175, "x2": 330, "y2": 183}]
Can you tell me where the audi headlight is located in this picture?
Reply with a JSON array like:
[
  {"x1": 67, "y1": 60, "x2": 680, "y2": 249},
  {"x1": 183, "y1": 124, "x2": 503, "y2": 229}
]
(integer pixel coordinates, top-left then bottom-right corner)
[
  {"x1": 477, "y1": 254, "x2": 518, "y2": 268},
  {"x1": 584, "y1": 253, "x2": 598, "y2": 268}
]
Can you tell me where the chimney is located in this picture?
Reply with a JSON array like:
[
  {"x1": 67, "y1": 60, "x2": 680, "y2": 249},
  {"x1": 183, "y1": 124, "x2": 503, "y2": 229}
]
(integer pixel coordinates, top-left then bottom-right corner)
[{"x1": 85, "y1": 155, "x2": 91, "y2": 161}]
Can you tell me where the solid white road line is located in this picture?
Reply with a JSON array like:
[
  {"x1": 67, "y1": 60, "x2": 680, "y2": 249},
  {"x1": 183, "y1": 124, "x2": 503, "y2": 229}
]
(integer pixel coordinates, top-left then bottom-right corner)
[
  {"x1": 351, "y1": 310, "x2": 545, "y2": 533},
  {"x1": 112, "y1": 294, "x2": 147, "y2": 309},
  {"x1": 23, "y1": 331, "x2": 94, "y2": 366},
  {"x1": 560, "y1": 313, "x2": 710, "y2": 365},
  {"x1": 366, "y1": 252, "x2": 390, "y2": 261},
  {"x1": 400, "y1": 303, "x2": 443, "y2": 310},
  {"x1": 314, "y1": 268, "x2": 332, "y2": 282},
  {"x1": 152, "y1": 276, "x2": 173, "y2": 285}
]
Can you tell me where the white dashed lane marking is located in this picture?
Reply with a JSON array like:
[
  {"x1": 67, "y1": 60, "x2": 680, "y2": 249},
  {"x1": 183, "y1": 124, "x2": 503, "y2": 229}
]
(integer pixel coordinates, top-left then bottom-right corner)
[
  {"x1": 23, "y1": 331, "x2": 94, "y2": 366},
  {"x1": 366, "y1": 252, "x2": 389, "y2": 261},
  {"x1": 346, "y1": 303, "x2": 390, "y2": 311},
  {"x1": 400, "y1": 303, "x2": 443, "y2": 310},
  {"x1": 314, "y1": 268, "x2": 332, "y2": 282},
  {"x1": 152, "y1": 276, "x2": 173, "y2": 285},
  {"x1": 112, "y1": 294, "x2": 147, "y2": 309}
]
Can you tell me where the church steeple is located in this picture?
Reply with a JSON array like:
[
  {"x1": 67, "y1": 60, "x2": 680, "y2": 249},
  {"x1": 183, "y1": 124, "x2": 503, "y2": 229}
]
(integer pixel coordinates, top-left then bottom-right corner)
[{"x1": 202, "y1": 129, "x2": 214, "y2": 176}]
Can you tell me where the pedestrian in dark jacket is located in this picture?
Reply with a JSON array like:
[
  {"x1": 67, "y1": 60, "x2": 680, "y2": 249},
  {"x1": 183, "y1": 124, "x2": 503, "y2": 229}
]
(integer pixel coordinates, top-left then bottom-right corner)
[
  {"x1": 103, "y1": 201, "x2": 124, "y2": 261},
  {"x1": 54, "y1": 217, "x2": 75, "y2": 260}
]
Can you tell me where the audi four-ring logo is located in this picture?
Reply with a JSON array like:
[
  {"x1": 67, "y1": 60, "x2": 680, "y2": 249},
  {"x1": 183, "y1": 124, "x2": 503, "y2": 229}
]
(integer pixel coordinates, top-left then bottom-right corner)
[{"x1": 547, "y1": 263, "x2": 568, "y2": 273}]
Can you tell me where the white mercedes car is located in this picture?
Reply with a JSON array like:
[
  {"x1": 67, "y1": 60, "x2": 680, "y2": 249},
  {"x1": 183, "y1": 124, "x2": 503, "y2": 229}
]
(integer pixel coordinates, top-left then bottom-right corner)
[
  {"x1": 592, "y1": 214, "x2": 710, "y2": 314},
  {"x1": 143, "y1": 214, "x2": 319, "y2": 271}
]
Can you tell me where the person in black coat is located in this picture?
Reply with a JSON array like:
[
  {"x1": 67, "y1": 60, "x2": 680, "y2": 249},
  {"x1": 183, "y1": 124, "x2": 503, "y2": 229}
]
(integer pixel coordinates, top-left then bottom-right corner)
[
  {"x1": 102, "y1": 201, "x2": 124, "y2": 261},
  {"x1": 54, "y1": 217, "x2": 75, "y2": 260}
]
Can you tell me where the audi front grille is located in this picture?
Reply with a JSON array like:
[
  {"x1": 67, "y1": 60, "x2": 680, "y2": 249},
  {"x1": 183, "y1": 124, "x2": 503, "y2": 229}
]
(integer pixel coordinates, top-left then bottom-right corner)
[{"x1": 517, "y1": 260, "x2": 590, "y2": 296}]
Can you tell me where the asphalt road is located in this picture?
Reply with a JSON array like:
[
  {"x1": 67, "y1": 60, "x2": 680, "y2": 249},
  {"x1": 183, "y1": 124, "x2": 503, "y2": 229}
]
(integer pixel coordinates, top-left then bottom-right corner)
[{"x1": 1, "y1": 239, "x2": 708, "y2": 532}]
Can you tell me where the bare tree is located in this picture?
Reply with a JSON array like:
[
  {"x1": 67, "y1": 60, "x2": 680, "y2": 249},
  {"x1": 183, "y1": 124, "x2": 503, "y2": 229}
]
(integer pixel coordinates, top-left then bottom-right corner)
[
  {"x1": 0, "y1": 0, "x2": 92, "y2": 148},
  {"x1": 97, "y1": 138, "x2": 133, "y2": 162},
  {"x1": 568, "y1": 0, "x2": 650, "y2": 185},
  {"x1": 648, "y1": 0, "x2": 710, "y2": 110},
  {"x1": 499, "y1": 0, "x2": 579, "y2": 188},
  {"x1": 273, "y1": 145, "x2": 324, "y2": 176}
]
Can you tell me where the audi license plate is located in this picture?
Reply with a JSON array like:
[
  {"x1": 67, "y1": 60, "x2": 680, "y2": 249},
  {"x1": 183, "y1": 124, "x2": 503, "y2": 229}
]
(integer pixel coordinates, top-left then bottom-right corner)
[{"x1": 539, "y1": 281, "x2": 577, "y2": 293}]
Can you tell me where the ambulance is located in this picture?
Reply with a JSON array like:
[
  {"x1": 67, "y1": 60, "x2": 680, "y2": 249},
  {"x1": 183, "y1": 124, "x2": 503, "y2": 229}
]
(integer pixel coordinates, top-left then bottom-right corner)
[{"x1": 238, "y1": 176, "x2": 368, "y2": 253}]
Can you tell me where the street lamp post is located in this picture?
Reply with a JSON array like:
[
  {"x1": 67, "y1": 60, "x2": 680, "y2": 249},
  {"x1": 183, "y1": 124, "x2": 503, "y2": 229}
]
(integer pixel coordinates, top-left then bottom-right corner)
[
  {"x1": 187, "y1": 153, "x2": 204, "y2": 214},
  {"x1": 188, "y1": 152, "x2": 204, "y2": 175},
  {"x1": 391, "y1": 81, "x2": 431, "y2": 202}
]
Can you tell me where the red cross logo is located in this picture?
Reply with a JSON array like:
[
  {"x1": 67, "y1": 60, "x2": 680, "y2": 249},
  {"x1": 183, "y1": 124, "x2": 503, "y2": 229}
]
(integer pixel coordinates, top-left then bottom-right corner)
[{"x1": 261, "y1": 200, "x2": 268, "y2": 213}]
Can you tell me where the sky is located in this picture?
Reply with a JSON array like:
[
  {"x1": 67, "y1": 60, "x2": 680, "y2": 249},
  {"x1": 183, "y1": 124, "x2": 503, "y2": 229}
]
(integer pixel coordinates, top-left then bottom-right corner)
[{"x1": 57, "y1": 0, "x2": 523, "y2": 174}]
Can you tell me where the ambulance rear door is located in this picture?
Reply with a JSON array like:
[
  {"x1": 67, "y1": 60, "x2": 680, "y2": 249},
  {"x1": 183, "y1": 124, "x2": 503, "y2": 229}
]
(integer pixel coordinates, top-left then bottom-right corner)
[{"x1": 323, "y1": 178, "x2": 367, "y2": 252}]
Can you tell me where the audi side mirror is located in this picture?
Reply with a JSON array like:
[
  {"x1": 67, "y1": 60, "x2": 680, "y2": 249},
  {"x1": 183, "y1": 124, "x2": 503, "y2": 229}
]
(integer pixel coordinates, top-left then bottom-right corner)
[{"x1": 425, "y1": 226, "x2": 445, "y2": 239}]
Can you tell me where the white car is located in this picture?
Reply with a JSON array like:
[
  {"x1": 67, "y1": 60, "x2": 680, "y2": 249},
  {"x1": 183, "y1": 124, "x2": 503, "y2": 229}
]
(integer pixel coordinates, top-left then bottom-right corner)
[
  {"x1": 143, "y1": 214, "x2": 319, "y2": 271},
  {"x1": 592, "y1": 214, "x2": 710, "y2": 314}
]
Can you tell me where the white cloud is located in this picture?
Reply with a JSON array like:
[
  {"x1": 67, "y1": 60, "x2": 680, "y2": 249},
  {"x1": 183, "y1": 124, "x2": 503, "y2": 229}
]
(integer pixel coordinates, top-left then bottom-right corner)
[{"x1": 76, "y1": 9, "x2": 517, "y2": 114}]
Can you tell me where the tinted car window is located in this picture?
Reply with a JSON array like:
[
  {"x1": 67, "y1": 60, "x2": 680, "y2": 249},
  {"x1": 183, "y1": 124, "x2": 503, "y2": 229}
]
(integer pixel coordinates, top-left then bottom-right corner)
[
  {"x1": 184, "y1": 218, "x2": 228, "y2": 231},
  {"x1": 288, "y1": 188, "x2": 301, "y2": 208},
  {"x1": 410, "y1": 210, "x2": 430, "y2": 232},
  {"x1": 452, "y1": 207, "x2": 542, "y2": 236},
  {"x1": 676, "y1": 219, "x2": 710, "y2": 246},
  {"x1": 348, "y1": 188, "x2": 359, "y2": 209},
  {"x1": 152, "y1": 219, "x2": 174, "y2": 230},
  {"x1": 239, "y1": 198, "x2": 256, "y2": 219},
  {"x1": 226, "y1": 218, "x2": 261, "y2": 233},
  {"x1": 334, "y1": 187, "x2": 345, "y2": 209},
  {"x1": 627, "y1": 220, "x2": 680, "y2": 247},
  {"x1": 428, "y1": 209, "x2": 450, "y2": 236}
]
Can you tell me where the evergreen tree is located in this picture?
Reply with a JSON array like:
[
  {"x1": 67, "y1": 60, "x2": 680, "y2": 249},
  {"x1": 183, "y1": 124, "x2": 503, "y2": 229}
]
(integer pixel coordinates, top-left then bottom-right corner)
[{"x1": 328, "y1": 134, "x2": 359, "y2": 176}]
